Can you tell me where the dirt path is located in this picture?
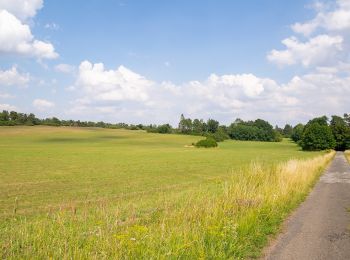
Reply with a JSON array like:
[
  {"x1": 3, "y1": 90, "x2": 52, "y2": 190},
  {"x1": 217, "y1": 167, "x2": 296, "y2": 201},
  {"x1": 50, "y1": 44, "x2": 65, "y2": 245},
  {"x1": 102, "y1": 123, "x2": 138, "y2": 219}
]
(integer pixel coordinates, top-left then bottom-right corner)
[{"x1": 264, "y1": 152, "x2": 350, "y2": 260}]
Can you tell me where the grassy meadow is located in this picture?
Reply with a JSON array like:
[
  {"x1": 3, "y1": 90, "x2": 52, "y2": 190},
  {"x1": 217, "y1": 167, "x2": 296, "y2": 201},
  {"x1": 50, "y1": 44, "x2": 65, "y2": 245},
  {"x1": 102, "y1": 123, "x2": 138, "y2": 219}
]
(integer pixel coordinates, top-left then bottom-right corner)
[{"x1": 0, "y1": 126, "x2": 333, "y2": 259}]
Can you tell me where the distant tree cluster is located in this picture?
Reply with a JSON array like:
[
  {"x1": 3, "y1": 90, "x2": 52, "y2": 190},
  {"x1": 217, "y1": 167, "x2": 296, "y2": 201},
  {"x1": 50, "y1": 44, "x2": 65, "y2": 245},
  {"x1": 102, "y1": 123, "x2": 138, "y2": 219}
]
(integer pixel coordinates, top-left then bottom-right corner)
[
  {"x1": 176, "y1": 114, "x2": 280, "y2": 142},
  {"x1": 0, "y1": 110, "x2": 154, "y2": 130},
  {"x1": 0, "y1": 111, "x2": 39, "y2": 126},
  {"x1": 3, "y1": 109, "x2": 349, "y2": 150},
  {"x1": 289, "y1": 114, "x2": 350, "y2": 151},
  {"x1": 177, "y1": 114, "x2": 230, "y2": 142},
  {"x1": 228, "y1": 118, "x2": 282, "y2": 142}
]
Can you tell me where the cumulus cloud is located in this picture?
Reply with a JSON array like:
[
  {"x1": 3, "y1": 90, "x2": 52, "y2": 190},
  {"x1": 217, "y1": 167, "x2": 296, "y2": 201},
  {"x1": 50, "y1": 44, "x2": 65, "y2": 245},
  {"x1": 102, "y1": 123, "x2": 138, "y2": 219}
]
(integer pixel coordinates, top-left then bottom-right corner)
[
  {"x1": 0, "y1": 0, "x2": 43, "y2": 21},
  {"x1": 292, "y1": 0, "x2": 350, "y2": 36},
  {"x1": 0, "y1": 66, "x2": 30, "y2": 86},
  {"x1": 75, "y1": 60, "x2": 153, "y2": 102},
  {"x1": 65, "y1": 60, "x2": 350, "y2": 126},
  {"x1": 268, "y1": 35, "x2": 343, "y2": 67},
  {"x1": 0, "y1": 2, "x2": 58, "y2": 59},
  {"x1": 33, "y1": 99, "x2": 55, "y2": 109},
  {"x1": 268, "y1": 0, "x2": 350, "y2": 69}
]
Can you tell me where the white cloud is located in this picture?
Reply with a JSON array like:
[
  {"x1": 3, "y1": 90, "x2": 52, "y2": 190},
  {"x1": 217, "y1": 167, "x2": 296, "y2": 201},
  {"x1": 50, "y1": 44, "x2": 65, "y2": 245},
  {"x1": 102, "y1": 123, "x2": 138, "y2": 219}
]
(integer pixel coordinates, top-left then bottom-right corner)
[
  {"x1": 55, "y1": 63, "x2": 75, "y2": 74},
  {"x1": 0, "y1": 0, "x2": 43, "y2": 21},
  {"x1": 75, "y1": 60, "x2": 153, "y2": 102},
  {"x1": 0, "y1": 8, "x2": 58, "y2": 59},
  {"x1": 269, "y1": 0, "x2": 350, "y2": 69},
  {"x1": 65, "y1": 60, "x2": 350, "y2": 126},
  {"x1": 267, "y1": 35, "x2": 343, "y2": 67},
  {"x1": 0, "y1": 66, "x2": 30, "y2": 86},
  {"x1": 292, "y1": 0, "x2": 350, "y2": 36},
  {"x1": 0, "y1": 103, "x2": 16, "y2": 111},
  {"x1": 33, "y1": 99, "x2": 55, "y2": 109}
]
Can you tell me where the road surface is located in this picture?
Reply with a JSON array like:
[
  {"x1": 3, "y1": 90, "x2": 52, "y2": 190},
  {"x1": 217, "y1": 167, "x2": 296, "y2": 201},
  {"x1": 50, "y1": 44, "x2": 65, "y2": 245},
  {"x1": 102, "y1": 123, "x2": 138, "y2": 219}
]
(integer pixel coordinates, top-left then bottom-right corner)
[{"x1": 265, "y1": 152, "x2": 350, "y2": 260}]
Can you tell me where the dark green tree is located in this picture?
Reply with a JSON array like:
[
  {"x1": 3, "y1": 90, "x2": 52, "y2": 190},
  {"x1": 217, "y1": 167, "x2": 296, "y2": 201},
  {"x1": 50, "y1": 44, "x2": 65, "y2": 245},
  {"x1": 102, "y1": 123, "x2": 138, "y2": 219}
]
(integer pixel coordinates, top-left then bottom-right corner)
[
  {"x1": 0, "y1": 110, "x2": 9, "y2": 121},
  {"x1": 207, "y1": 119, "x2": 219, "y2": 133},
  {"x1": 330, "y1": 115, "x2": 350, "y2": 151},
  {"x1": 283, "y1": 124, "x2": 293, "y2": 137},
  {"x1": 9, "y1": 111, "x2": 18, "y2": 122},
  {"x1": 291, "y1": 124, "x2": 304, "y2": 143},
  {"x1": 300, "y1": 118, "x2": 335, "y2": 150},
  {"x1": 157, "y1": 124, "x2": 172, "y2": 134}
]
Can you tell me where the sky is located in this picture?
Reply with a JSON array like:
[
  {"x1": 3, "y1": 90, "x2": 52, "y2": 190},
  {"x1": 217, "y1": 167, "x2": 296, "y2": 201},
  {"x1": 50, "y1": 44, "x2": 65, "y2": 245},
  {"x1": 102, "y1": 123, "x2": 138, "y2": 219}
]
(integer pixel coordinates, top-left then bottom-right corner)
[{"x1": 0, "y1": 0, "x2": 350, "y2": 126}]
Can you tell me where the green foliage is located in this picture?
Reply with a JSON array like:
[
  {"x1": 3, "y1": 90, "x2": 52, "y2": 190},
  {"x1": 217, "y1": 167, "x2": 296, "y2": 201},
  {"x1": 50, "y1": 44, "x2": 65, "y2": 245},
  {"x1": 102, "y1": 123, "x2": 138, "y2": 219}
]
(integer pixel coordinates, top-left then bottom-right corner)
[
  {"x1": 195, "y1": 137, "x2": 218, "y2": 148},
  {"x1": 228, "y1": 119, "x2": 280, "y2": 142},
  {"x1": 282, "y1": 124, "x2": 293, "y2": 137},
  {"x1": 300, "y1": 119, "x2": 335, "y2": 151},
  {"x1": 156, "y1": 124, "x2": 172, "y2": 134},
  {"x1": 205, "y1": 127, "x2": 230, "y2": 142},
  {"x1": 206, "y1": 119, "x2": 219, "y2": 133},
  {"x1": 307, "y1": 116, "x2": 328, "y2": 126},
  {"x1": 178, "y1": 114, "x2": 193, "y2": 134},
  {"x1": 291, "y1": 123, "x2": 304, "y2": 143},
  {"x1": 330, "y1": 115, "x2": 350, "y2": 151},
  {"x1": 274, "y1": 131, "x2": 283, "y2": 142}
]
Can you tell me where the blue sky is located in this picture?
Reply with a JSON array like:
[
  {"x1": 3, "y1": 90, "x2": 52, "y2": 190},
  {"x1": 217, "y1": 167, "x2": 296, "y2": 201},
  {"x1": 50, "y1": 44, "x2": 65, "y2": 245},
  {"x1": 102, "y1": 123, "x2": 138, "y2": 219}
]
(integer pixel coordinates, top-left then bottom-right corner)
[{"x1": 0, "y1": 0, "x2": 350, "y2": 126}]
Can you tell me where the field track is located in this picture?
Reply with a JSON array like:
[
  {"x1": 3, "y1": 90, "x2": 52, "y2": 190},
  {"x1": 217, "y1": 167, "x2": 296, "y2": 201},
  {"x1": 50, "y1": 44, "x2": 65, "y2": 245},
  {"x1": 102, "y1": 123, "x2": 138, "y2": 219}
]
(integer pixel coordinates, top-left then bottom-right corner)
[{"x1": 265, "y1": 152, "x2": 350, "y2": 259}]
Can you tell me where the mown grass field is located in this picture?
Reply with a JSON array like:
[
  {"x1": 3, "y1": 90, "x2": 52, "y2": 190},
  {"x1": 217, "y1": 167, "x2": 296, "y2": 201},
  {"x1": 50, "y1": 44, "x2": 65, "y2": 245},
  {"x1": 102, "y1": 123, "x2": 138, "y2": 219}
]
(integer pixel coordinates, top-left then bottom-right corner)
[{"x1": 0, "y1": 126, "x2": 331, "y2": 259}]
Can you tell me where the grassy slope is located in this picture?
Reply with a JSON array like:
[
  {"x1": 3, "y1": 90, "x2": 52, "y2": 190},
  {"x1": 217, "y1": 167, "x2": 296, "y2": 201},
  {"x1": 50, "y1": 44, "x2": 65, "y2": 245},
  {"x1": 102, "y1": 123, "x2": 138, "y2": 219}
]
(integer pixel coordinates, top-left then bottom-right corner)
[{"x1": 0, "y1": 126, "x2": 329, "y2": 258}]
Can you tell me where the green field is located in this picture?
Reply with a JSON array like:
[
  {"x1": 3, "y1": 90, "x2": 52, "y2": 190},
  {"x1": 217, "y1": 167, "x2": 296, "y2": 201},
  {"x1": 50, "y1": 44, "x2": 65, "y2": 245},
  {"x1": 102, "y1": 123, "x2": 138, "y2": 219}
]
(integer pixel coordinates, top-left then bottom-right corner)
[{"x1": 0, "y1": 126, "x2": 330, "y2": 259}]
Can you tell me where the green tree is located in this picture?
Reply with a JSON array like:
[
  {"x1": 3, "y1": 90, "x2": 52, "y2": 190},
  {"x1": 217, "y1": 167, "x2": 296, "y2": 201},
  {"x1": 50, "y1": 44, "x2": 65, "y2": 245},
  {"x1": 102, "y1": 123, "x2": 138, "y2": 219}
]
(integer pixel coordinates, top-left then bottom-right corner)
[
  {"x1": 0, "y1": 110, "x2": 9, "y2": 121},
  {"x1": 300, "y1": 119, "x2": 335, "y2": 151},
  {"x1": 282, "y1": 124, "x2": 293, "y2": 137},
  {"x1": 9, "y1": 111, "x2": 18, "y2": 122},
  {"x1": 206, "y1": 119, "x2": 219, "y2": 133},
  {"x1": 344, "y1": 113, "x2": 350, "y2": 127},
  {"x1": 330, "y1": 115, "x2": 350, "y2": 151},
  {"x1": 157, "y1": 124, "x2": 172, "y2": 134},
  {"x1": 291, "y1": 124, "x2": 304, "y2": 143},
  {"x1": 192, "y1": 119, "x2": 204, "y2": 134},
  {"x1": 178, "y1": 114, "x2": 192, "y2": 134}
]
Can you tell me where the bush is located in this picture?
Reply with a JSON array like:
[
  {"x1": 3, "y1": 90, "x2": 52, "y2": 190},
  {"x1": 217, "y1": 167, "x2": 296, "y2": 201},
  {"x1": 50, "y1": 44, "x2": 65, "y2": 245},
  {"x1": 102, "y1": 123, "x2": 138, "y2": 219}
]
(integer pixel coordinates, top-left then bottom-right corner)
[{"x1": 195, "y1": 137, "x2": 218, "y2": 148}]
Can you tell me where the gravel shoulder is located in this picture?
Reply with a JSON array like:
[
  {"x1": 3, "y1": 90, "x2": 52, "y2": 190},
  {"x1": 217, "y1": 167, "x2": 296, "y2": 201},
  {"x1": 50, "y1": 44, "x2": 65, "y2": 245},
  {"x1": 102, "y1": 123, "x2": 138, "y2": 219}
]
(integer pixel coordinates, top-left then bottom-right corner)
[{"x1": 264, "y1": 152, "x2": 350, "y2": 260}]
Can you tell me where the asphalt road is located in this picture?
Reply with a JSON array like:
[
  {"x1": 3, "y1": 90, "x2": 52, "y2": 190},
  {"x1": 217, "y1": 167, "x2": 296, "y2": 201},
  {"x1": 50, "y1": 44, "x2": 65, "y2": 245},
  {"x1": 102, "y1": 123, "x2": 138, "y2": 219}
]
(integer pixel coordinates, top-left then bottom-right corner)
[{"x1": 265, "y1": 152, "x2": 350, "y2": 260}]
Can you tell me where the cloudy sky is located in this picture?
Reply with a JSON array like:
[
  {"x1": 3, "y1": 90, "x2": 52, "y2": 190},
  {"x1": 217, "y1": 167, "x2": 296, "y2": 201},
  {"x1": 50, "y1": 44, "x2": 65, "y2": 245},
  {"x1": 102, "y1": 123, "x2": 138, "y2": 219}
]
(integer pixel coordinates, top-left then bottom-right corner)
[{"x1": 0, "y1": 0, "x2": 350, "y2": 126}]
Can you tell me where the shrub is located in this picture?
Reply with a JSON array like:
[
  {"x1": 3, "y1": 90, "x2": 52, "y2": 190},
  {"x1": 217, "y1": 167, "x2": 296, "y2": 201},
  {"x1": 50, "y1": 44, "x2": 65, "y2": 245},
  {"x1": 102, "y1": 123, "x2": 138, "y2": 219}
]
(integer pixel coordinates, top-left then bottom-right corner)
[{"x1": 195, "y1": 137, "x2": 218, "y2": 148}]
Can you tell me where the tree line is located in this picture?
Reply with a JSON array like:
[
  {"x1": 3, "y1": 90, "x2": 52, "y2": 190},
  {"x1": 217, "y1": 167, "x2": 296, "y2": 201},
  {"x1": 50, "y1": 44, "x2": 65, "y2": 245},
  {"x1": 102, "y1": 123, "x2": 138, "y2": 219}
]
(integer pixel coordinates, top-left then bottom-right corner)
[
  {"x1": 0, "y1": 110, "x2": 152, "y2": 130},
  {"x1": 1, "y1": 110, "x2": 350, "y2": 151},
  {"x1": 288, "y1": 115, "x2": 350, "y2": 151}
]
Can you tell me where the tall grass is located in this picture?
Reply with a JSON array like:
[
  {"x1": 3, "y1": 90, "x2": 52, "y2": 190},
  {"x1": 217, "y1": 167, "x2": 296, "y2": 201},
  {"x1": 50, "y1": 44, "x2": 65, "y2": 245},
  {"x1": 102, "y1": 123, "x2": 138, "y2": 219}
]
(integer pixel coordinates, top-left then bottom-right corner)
[
  {"x1": 345, "y1": 150, "x2": 350, "y2": 162},
  {"x1": 1, "y1": 151, "x2": 334, "y2": 259}
]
